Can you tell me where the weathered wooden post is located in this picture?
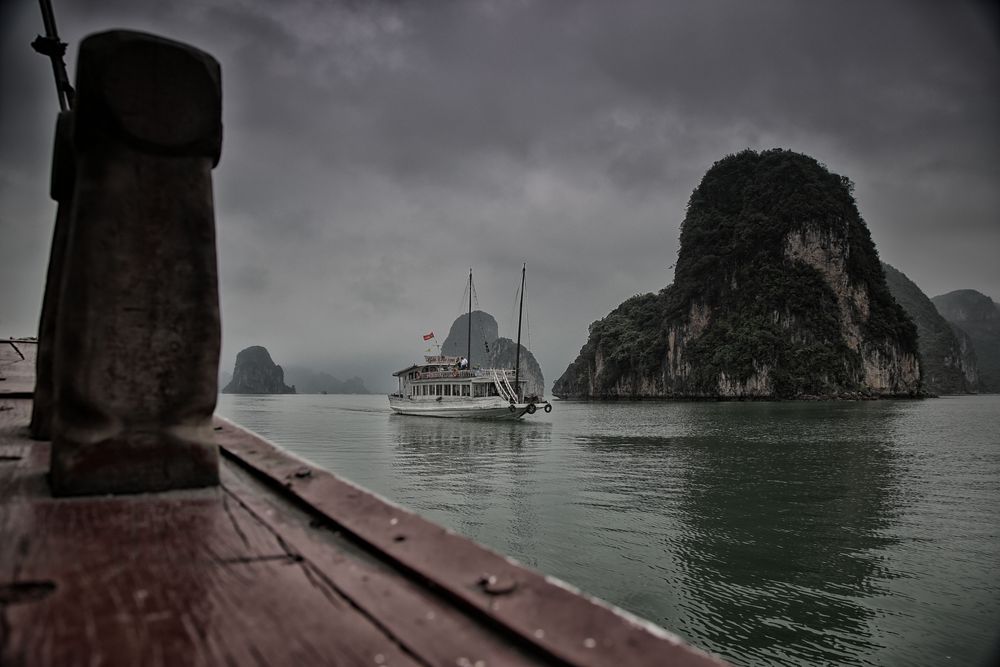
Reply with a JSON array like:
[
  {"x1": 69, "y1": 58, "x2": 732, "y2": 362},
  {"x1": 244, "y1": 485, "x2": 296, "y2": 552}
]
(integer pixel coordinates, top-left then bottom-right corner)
[
  {"x1": 29, "y1": 110, "x2": 74, "y2": 440},
  {"x1": 49, "y1": 30, "x2": 223, "y2": 495}
]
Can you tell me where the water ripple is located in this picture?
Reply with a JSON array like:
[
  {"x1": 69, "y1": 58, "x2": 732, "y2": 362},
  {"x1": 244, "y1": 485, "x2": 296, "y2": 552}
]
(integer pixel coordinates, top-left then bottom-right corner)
[{"x1": 217, "y1": 394, "x2": 1000, "y2": 667}]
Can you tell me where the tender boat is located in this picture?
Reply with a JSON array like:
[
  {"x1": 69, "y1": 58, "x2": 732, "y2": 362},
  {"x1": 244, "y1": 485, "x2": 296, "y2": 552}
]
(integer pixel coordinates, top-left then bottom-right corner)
[{"x1": 388, "y1": 266, "x2": 551, "y2": 420}]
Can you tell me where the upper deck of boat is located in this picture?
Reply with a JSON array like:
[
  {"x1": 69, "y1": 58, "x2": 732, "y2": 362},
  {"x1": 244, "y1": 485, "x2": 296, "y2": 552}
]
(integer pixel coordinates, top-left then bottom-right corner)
[{"x1": 393, "y1": 356, "x2": 517, "y2": 383}]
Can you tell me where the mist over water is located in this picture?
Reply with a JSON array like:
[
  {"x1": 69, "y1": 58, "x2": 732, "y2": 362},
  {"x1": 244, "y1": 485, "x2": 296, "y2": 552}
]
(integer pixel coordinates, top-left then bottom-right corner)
[{"x1": 217, "y1": 394, "x2": 1000, "y2": 666}]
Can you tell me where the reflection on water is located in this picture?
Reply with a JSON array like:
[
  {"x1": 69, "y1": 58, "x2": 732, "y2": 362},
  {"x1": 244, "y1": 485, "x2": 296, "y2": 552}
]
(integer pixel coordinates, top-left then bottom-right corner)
[
  {"x1": 667, "y1": 403, "x2": 905, "y2": 665},
  {"x1": 388, "y1": 417, "x2": 550, "y2": 557},
  {"x1": 217, "y1": 394, "x2": 1000, "y2": 667}
]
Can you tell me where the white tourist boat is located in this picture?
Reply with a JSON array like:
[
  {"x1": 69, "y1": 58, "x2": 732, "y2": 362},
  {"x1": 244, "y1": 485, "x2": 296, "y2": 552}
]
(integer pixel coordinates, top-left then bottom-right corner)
[
  {"x1": 389, "y1": 356, "x2": 550, "y2": 419},
  {"x1": 388, "y1": 266, "x2": 551, "y2": 420}
]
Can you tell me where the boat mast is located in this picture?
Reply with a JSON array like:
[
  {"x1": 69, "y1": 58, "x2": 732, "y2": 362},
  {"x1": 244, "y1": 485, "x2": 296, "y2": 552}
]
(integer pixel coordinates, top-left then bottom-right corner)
[
  {"x1": 467, "y1": 268, "x2": 472, "y2": 367},
  {"x1": 514, "y1": 263, "x2": 525, "y2": 402}
]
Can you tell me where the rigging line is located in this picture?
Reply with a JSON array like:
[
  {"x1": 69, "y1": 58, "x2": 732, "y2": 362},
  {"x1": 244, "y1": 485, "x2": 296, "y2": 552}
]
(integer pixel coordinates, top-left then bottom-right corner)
[
  {"x1": 507, "y1": 278, "x2": 521, "y2": 340},
  {"x1": 469, "y1": 276, "x2": 489, "y2": 361},
  {"x1": 519, "y1": 270, "x2": 530, "y2": 352},
  {"x1": 525, "y1": 304, "x2": 531, "y2": 352},
  {"x1": 457, "y1": 277, "x2": 469, "y2": 318}
]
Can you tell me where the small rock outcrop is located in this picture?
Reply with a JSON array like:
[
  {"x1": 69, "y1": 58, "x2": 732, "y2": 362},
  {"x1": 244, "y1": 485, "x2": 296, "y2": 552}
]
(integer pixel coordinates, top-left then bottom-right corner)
[
  {"x1": 441, "y1": 310, "x2": 545, "y2": 397},
  {"x1": 882, "y1": 263, "x2": 977, "y2": 394},
  {"x1": 554, "y1": 149, "x2": 921, "y2": 399},
  {"x1": 222, "y1": 346, "x2": 296, "y2": 394},
  {"x1": 933, "y1": 290, "x2": 1000, "y2": 392}
]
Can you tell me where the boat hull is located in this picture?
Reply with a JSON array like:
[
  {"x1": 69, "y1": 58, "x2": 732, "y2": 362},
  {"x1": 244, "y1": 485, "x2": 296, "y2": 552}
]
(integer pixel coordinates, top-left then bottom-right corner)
[{"x1": 388, "y1": 396, "x2": 532, "y2": 420}]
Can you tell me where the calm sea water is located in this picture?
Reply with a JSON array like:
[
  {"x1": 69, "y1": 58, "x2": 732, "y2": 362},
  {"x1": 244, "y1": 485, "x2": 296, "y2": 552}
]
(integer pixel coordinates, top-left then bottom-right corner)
[{"x1": 217, "y1": 394, "x2": 1000, "y2": 666}]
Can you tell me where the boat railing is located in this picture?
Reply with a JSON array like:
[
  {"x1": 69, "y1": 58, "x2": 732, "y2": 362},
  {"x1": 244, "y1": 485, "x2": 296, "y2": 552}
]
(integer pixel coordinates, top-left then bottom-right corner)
[
  {"x1": 416, "y1": 369, "x2": 473, "y2": 380},
  {"x1": 500, "y1": 370, "x2": 518, "y2": 402},
  {"x1": 414, "y1": 367, "x2": 518, "y2": 381},
  {"x1": 491, "y1": 369, "x2": 516, "y2": 403}
]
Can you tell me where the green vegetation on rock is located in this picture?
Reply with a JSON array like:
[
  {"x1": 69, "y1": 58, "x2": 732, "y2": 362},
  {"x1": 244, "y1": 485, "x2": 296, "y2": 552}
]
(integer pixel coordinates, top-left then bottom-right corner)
[
  {"x1": 554, "y1": 149, "x2": 921, "y2": 399},
  {"x1": 933, "y1": 290, "x2": 1000, "y2": 392},
  {"x1": 882, "y1": 264, "x2": 977, "y2": 394}
]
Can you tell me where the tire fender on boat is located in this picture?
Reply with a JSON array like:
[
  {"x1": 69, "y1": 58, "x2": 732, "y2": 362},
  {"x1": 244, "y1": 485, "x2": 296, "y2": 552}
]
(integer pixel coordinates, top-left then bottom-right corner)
[
  {"x1": 526, "y1": 403, "x2": 536, "y2": 415},
  {"x1": 543, "y1": 403, "x2": 552, "y2": 413}
]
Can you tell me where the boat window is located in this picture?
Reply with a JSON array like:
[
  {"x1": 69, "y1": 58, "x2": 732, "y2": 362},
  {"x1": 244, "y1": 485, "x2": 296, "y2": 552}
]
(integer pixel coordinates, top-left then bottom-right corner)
[
  {"x1": 462, "y1": 384, "x2": 470, "y2": 397},
  {"x1": 444, "y1": 384, "x2": 451, "y2": 396},
  {"x1": 435, "y1": 384, "x2": 442, "y2": 395}
]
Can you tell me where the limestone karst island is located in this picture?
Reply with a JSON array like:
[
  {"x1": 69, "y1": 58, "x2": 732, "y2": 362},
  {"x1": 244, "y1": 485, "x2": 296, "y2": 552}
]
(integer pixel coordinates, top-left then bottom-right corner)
[
  {"x1": 221, "y1": 345, "x2": 371, "y2": 394},
  {"x1": 554, "y1": 148, "x2": 923, "y2": 400},
  {"x1": 222, "y1": 346, "x2": 296, "y2": 394},
  {"x1": 441, "y1": 310, "x2": 545, "y2": 398}
]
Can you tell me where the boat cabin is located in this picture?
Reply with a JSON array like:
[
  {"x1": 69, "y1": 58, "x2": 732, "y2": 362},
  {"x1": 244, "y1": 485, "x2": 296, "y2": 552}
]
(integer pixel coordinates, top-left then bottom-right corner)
[{"x1": 391, "y1": 355, "x2": 525, "y2": 402}]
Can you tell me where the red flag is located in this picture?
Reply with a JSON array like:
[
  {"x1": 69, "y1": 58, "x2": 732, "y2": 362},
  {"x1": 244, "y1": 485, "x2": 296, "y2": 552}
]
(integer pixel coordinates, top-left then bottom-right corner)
[{"x1": 423, "y1": 332, "x2": 434, "y2": 341}]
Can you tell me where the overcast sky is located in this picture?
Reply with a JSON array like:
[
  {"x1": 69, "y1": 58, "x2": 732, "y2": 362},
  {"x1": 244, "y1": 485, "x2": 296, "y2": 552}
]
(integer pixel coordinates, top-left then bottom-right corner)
[{"x1": 2, "y1": 0, "x2": 997, "y2": 392}]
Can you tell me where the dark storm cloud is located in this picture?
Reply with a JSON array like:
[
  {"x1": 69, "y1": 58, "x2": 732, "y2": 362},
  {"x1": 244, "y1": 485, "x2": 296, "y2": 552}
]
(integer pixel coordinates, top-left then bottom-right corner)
[{"x1": 1, "y1": 0, "x2": 997, "y2": 390}]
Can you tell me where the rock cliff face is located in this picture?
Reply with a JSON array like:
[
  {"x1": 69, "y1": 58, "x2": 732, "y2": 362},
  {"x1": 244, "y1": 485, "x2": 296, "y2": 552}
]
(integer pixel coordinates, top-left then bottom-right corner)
[
  {"x1": 933, "y1": 290, "x2": 1000, "y2": 392},
  {"x1": 222, "y1": 346, "x2": 296, "y2": 394},
  {"x1": 949, "y1": 325, "x2": 981, "y2": 391},
  {"x1": 442, "y1": 310, "x2": 545, "y2": 397},
  {"x1": 882, "y1": 263, "x2": 977, "y2": 394},
  {"x1": 554, "y1": 149, "x2": 921, "y2": 399}
]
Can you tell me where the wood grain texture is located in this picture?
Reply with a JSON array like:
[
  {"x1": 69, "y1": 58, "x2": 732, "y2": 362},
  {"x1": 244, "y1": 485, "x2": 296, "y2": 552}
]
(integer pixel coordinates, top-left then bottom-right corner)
[
  {"x1": 2, "y1": 395, "x2": 726, "y2": 666},
  {"x1": 0, "y1": 340, "x2": 37, "y2": 397},
  {"x1": 221, "y1": 465, "x2": 549, "y2": 667},
  {"x1": 215, "y1": 417, "x2": 728, "y2": 667},
  {"x1": 2, "y1": 401, "x2": 415, "y2": 667},
  {"x1": 1, "y1": 400, "x2": 545, "y2": 667}
]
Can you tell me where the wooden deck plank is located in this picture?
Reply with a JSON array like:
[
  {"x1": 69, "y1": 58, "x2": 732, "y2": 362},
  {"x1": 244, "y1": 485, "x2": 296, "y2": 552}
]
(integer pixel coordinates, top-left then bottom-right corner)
[
  {"x1": 221, "y1": 464, "x2": 550, "y2": 667},
  {"x1": 215, "y1": 418, "x2": 726, "y2": 667},
  {"x1": 4, "y1": 552, "x2": 425, "y2": 667},
  {"x1": 1, "y1": 401, "x2": 553, "y2": 667},
  {"x1": 0, "y1": 340, "x2": 37, "y2": 397},
  {"x1": 0, "y1": 398, "x2": 41, "y2": 500},
  {"x1": 0, "y1": 406, "x2": 416, "y2": 667}
]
